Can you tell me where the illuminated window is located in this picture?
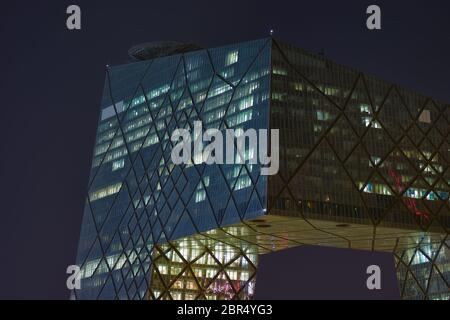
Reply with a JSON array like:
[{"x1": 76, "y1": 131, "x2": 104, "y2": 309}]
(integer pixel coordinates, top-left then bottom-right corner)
[
  {"x1": 228, "y1": 110, "x2": 252, "y2": 126},
  {"x1": 360, "y1": 104, "x2": 371, "y2": 113},
  {"x1": 317, "y1": 110, "x2": 331, "y2": 121},
  {"x1": 293, "y1": 82, "x2": 303, "y2": 92},
  {"x1": 185, "y1": 293, "x2": 196, "y2": 300},
  {"x1": 193, "y1": 268, "x2": 203, "y2": 278},
  {"x1": 170, "y1": 267, "x2": 181, "y2": 275},
  {"x1": 203, "y1": 176, "x2": 210, "y2": 187},
  {"x1": 427, "y1": 191, "x2": 436, "y2": 201},
  {"x1": 210, "y1": 84, "x2": 231, "y2": 97},
  {"x1": 374, "y1": 184, "x2": 391, "y2": 195},
  {"x1": 372, "y1": 120, "x2": 381, "y2": 129},
  {"x1": 89, "y1": 183, "x2": 122, "y2": 201},
  {"x1": 197, "y1": 176, "x2": 210, "y2": 189},
  {"x1": 157, "y1": 265, "x2": 168, "y2": 275},
  {"x1": 324, "y1": 86, "x2": 339, "y2": 96},
  {"x1": 186, "y1": 281, "x2": 197, "y2": 290},
  {"x1": 369, "y1": 156, "x2": 381, "y2": 167},
  {"x1": 363, "y1": 182, "x2": 373, "y2": 193},
  {"x1": 313, "y1": 124, "x2": 322, "y2": 133},
  {"x1": 235, "y1": 176, "x2": 251, "y2": 190},
  {"x1": 419, "y1": 109, "x2": 431, "y2": 123},
  {"x1": 362, "y1": 116, "x2": 381, "y2": 128},
  {"x1": 272, "y1": 68, "x2": 287, "y2": 75},
  {"x1": 240, "y1": 271, "x2": 249, "y2": 281},
  {"x1": 271, "y1": 92, "x2": 285, "y2": 101},
  {"x1": 171, "y1": 292, "x2": 182, "y2": 299},
  {"x1": 195, "y1": 190, "x2": 206, "y2": 203},
  {"x1": 112, "y1": 159, "x2": 125, "y2": 171},
  {"x1": 227, "y1": 270, "x2": 238, "y2": 280},
  {"x1": 406, "y1": 188, "x2": 422, "y2": 199},
  {"x1": 225, "y1": 50, "x2": 239, "y2": 66},
  {"x1": 239, "y1": 96, "x2": 254, "y2": 110},
  {"x1": 362, "y1": 116, "x2": 371, "y2": 127},
  {"x1": 205, "y1": 268, "x2": 217, "y2": 278}
]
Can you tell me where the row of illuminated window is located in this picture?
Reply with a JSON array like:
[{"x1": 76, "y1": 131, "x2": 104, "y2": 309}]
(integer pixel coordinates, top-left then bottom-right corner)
[
  {"x1": 93, "y1": 110, "x2": 253, "y2": 167},
  {"x1": 359, "y1": 182, "x2": 449, "y2": 200},
  {"x1": 185, "y1": 49, "x2": 239, "y2": 73}
]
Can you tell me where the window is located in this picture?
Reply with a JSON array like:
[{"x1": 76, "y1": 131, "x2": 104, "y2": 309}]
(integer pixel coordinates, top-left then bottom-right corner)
[
  {"x1": 324, "y1": 86, "x2": 339, "y2": 96},
  {"x1": 293, "y1": 82, "x2": 303, "y2": 92},
  {"x1": 227, "y1": 270, "x2": 238, "y2": 280},
  {"x1": 157, "y1": 265, "x2": 168, "y2": 275},
  {"x1": 240, "y1": 271, "x2": 249, "y2": 281},
  {"x1": 369, "y1": 156, "x2": 381, "y2": 167},
  {"x1": 271, "y1": 92, "x2": 285, "y2": 101},
  {"x1": 197, "y1": 176, "x2": 210, "y2": 189},
  {"x1": 225, "y1": 50, "x2": 239, "y2": 66},
  {"x1": 186, "y1": 281, "x2": 197, "y2": 290},
  {"x1": 195, "y1": 190, "x2": 206, "y2": 203},
  {"x1": 185, "y1": 294, "x2": 196, "y2": 300},
  {"x1": 112, "y1": 159, "x2": 125, "y2": 171},
  {"x1": 235, "y1": 176, "x2": 251, "y2": 190},
  {"x1": 317, "y1": 110, "x2": 331, "y2": 121},
  {"x1": 360, "y1": 104, "x2": 371, "y2": 113},
  {"x1": 313, "y1": 124, "x2": 322, "y2": 133},
  {"x1": 362, "y1": 116, "x2": 381, "y2": 129},
  {"x1": 363, "y1": 182, "x2": 373, "y2": 193},
  {"x1": 89, "y1": 183, "x2": 122, "y2": 201},
  {"x1": 419, "y1": 109, "x2": 431, "y2": 123},
  {"x1": 171, "y1": 292, "x2": 182, "y2": 300},
  {"x1": 372, "y1": 120, "x2": 381, "y2": 129},
  {"x1": 239, "y1": 96, "x2": 254, "y2": 111},
  {"x1": 272, "y1": 68, "x2": 287, "y2": 76}
]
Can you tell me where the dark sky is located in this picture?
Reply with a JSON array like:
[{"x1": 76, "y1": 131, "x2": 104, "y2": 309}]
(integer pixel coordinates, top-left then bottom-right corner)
[{"x1": 0, "y1": 0, "x2": 449, "y2": 299}]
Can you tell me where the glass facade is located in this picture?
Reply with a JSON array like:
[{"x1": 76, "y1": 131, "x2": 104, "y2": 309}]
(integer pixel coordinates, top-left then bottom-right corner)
[
  {"x1": 75, "y1": 38, "x2": 271, "y2": 299},
  {"x1": 74, "y1": 38, "x2": 450, "y2": 300}
]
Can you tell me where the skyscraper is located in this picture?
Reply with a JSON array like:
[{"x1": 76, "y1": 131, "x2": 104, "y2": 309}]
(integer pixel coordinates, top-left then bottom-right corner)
[{"x1": 74, "y1": 38, "x2": 450, "y2": 300}]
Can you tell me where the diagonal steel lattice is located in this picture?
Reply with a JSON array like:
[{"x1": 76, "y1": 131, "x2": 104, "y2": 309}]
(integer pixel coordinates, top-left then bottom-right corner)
[{"x1": 74, "y1": 39, "x2": 272, "y2": 300}]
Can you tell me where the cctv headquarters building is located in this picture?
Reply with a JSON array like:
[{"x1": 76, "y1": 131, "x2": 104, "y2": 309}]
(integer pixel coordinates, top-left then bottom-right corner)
[{"x1": 73, "y1": 38, "x2": 450, "y2": 300}]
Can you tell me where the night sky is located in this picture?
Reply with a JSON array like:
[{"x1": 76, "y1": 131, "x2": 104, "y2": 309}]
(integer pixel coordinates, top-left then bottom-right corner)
[{"x1": 0, "y1": 0, "x2": 449, "y2": 299}]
